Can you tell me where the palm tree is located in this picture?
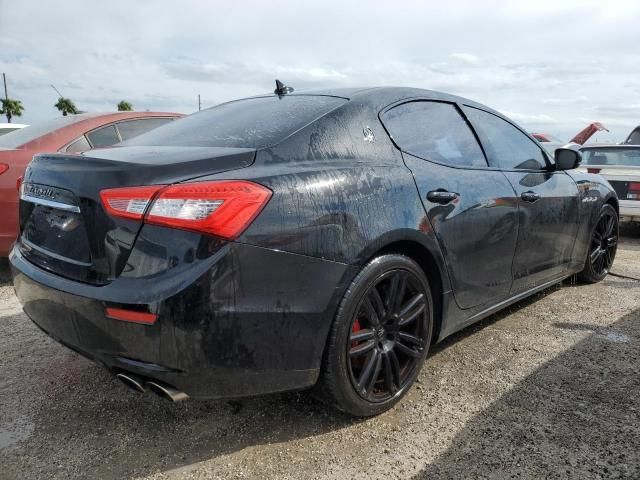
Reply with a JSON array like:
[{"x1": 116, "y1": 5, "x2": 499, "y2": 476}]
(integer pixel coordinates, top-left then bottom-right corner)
[
  {"x1": 117, "y1": 100, "x2": 133, "y2": 111},
  {"x1": 0, "y1": 98, "x2": 24, "y2": 123},
  {"x1": 54, "y1": 97, "x2": 79, "y2": 116}
]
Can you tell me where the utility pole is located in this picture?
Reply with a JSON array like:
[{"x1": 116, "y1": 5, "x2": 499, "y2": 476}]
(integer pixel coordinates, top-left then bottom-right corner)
[
  {"x1": 2, "y1": 73, "x2": 9, "y2": 123},
  {"x1": 198, "y1": 94, "x2": 201, "y2": 111},
  {"x1": 51, "y1": 84, "x2": 64, "y2": 98}
]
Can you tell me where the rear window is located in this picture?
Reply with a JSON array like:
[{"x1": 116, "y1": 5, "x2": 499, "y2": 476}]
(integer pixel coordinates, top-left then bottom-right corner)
[
  {"x1": 582, "y1": 148, "x2": 640, "y2": 166},
  {"x1": 0, "y1": 116, "x2": 87, "y2": 148},
  {"x1": 116, "y1": 117, "x2": 174, "y2": 141},
  {"x1": 123, "y1": 95, "x2": 347, "y2": 149}
]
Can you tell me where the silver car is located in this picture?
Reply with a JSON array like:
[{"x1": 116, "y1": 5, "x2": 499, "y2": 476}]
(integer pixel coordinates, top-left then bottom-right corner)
[{"x1": 580, "y1": 145, "x2": 640, "y2": 222}]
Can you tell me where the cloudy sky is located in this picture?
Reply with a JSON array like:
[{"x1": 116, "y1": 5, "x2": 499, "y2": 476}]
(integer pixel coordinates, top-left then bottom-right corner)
[{"x1": 1, "y1": 0, "x2": 639, "y2": 142}]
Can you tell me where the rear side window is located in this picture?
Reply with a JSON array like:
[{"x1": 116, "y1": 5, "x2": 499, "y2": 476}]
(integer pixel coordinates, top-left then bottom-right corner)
[
  {"x1": 116, "y1": 118, "x2": 174, "y2": 141},
  {"x1": 87, "y1": 125, "x2": 120, "y2": 148},
  {"x1": 464, "y1": 107, "x2": 547, "y2": 170},
  {"x1": 381, "y1": 101, "x2": 487, "y2": 167},
  {"x1": 123, "y1": 96, "x2": 347, "y2": 148}
]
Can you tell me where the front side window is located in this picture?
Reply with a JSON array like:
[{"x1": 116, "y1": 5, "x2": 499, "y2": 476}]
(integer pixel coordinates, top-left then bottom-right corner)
[
  {"x1": 463, "y1": 106, "x2": 547, "y2": 170},
  {"x1": 87, "y1": 125, "x2": 120, "y2": 148},
  {"x1": 381, "y1": 101, "x2": 487, "y2": 168},
  {"x1": 626, "y1": 128, "x2": 640, "y2": 145}
]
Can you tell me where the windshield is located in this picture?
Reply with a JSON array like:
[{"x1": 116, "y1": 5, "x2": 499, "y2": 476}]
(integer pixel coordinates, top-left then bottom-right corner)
[
  {"x1": 123, "y1": 95, "x2": 347, "y2": 149},
  {"x1": 581, "y1": 147, "x2": 640, "y2": 167},
  {"x1": 0, "y1": 115, "x2": 88, "y2": 148},
  {"x1": 0, "y1": 127, "x2": 23, "y2": 137},
  {"x1": 626, "y1": 128, "x2": 640, "y2": 145}
]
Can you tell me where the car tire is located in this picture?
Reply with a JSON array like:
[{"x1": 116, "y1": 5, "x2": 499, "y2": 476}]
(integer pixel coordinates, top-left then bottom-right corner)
[
  {"x1": 315, "y1": 254, "x2": 433, "y2": 416},
  {"x1": 578, "y1": 203, "x2": 618, "y2": 284}
]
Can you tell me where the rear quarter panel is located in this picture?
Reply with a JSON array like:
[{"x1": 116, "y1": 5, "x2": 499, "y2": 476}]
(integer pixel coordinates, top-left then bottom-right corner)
[{"x1": 199, "y1": 98, "x2": 451, "y2": 290}]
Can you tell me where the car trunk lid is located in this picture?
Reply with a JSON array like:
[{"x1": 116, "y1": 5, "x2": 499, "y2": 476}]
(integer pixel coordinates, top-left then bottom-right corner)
[{"x1": 18, "y1": 146, "x2": 255, "y2": 284}]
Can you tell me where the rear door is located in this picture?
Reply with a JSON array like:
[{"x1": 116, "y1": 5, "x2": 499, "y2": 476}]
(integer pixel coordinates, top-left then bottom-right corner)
[
  {"x1": 463, "y1": 106, "x2": 580, "y2": 293},
  {"x1": 381, "y1": 101, "x2": 519, "y2": 309}
]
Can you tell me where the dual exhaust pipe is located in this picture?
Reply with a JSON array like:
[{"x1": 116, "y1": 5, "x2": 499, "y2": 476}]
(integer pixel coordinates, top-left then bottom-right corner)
[{"x1": 116, "y1": 372, "x2": 189, "y2": 402}]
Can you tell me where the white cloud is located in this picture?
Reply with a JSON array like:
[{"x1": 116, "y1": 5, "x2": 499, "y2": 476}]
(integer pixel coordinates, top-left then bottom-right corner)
[
  {"x1": 450, "y1": 53, "x2": 480, "y2": 65},
  {"x1": 500, "y1": 111, "x2": 559, "y2": 124},
  {"x1": 0, "y1": 0, "x2": 639, "y2": 142}
]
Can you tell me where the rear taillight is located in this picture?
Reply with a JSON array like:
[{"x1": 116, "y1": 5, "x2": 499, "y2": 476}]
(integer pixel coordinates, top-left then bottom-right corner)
[
  {"x1": 629, "y1": 182, "x2": 640, "y2": 200},
  {"x1": 587, "y1": 168, "x2": 601, "y2": 174},
  {"x1": 146, "y1": 181, "x2": 272, "y2": 239},
  {"x1": 100, "y1": 185, "x2": 165, "y2": 220},
  {"x1": 0, "y1": 163, "x2": 8, "y2": 175},
  {"x1": 100, "y1": 180, "x2": 272, "y2": 240}
]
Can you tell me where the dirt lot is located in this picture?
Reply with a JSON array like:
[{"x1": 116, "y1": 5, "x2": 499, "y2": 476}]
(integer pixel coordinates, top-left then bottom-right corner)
[{"x1": 1, "y1": 228, "x2": 639, "y2": 480}]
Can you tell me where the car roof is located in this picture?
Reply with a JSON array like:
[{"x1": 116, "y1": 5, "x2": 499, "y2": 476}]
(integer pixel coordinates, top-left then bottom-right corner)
[
  {"x1": 581, "y1": 144, "x2": 640, "y2": 149},
  {"x1": 258, "y1": 86, "x2": 503, "y2": 118}
]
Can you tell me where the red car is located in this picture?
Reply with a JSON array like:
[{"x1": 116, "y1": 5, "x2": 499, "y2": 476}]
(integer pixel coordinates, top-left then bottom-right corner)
[{"x1": 0, "y1": 111, "x2": 182, "y2": 256}]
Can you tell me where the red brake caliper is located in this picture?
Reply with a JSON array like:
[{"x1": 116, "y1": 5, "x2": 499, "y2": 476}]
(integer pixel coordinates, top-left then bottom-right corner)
[{"x1": 351, "y1": 319, "x2": 362, "y2": 348}]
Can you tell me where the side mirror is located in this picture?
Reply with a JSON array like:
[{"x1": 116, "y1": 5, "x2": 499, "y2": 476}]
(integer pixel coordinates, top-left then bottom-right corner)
[{"x1": 554, "y1": 148, "x2": 582, "y2": 170}]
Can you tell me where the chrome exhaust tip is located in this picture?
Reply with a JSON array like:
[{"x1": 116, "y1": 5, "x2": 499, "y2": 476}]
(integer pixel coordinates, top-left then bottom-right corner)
[
  {"x1": 116, "y1": 372, "x2": 146, "y2": 393},
  {"x1": 146, "y1": 380, "x2": 189, "y2": 402}
]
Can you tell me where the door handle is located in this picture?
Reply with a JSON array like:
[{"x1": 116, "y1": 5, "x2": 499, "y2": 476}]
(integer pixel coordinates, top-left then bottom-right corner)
[
  {"x1": 427, "y1": 190, "x2": 459, "y2": 204},
  {"x1": 521, "y1": 191, "x2": 541, "y2": 202}
]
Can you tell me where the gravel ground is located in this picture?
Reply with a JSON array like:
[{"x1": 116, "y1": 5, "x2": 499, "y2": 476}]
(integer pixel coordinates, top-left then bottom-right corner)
[{"x1": 1, "y1": 228, "x2": 639, "y2": 480}]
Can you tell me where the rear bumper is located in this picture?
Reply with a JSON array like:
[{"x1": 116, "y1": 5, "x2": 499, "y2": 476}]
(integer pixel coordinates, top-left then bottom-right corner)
[
  {"x1": 10, "y1": 226, "x2": 354, "y2": 399},
  {"x1": 620, "y1": 200, "x2": 640, "y2": 222}
]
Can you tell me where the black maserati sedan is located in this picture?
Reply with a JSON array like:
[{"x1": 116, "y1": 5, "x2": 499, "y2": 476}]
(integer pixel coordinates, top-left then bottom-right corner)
[{"x1": 10, "y1": 85, "x2": 618, "y2": 416}]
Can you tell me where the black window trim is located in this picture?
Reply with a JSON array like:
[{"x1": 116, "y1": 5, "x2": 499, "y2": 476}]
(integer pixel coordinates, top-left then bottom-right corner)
[
  {"x1": 378, "y1": 98, "x2": 491, "y2": 170},
  {"x1": 461, "y1": 104, "x2": 554, "y2": 172},
  {"x1": 379, "y1": 97, "x2": 554, "y2": 173}
]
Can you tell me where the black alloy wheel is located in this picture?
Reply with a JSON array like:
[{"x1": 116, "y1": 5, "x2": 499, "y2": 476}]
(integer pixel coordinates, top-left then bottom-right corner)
[
  {"x1": 347, "y1": 269, "x2": 428, "y2": 402},
  {"x1": 579, "y1": 204, "x2": 618, "y2": 283},
  {"x1": 316, "y1": 255, "x2": 433, "y2": 416}
]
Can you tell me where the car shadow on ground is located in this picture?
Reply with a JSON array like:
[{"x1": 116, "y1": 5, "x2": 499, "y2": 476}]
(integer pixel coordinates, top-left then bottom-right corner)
[{"x1": 412, "y1": 307, "x2": 640, "y2": 479}]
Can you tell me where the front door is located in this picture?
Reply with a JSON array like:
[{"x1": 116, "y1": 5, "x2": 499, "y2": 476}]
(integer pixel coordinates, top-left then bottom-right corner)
[{"x1": 463, "y1": 106, "x2": 580, "y2": 293}]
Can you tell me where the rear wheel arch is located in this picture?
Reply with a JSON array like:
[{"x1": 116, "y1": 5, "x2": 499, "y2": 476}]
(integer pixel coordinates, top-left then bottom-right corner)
[{"x1": 364, "y1": 239, "x2": 445, "y2": 344}]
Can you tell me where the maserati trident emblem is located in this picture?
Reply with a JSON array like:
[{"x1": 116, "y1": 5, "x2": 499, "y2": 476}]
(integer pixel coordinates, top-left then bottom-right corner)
[{"x1": 363, "y1": 126, "x2": 375, "y2": 142}]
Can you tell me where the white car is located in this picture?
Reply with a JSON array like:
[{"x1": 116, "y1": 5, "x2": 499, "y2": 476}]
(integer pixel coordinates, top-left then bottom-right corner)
[
  {"x1": 580, "y1": 145, "x2": 640, "y2": 223},
  {"x1": 0, "y1": 123, "x2": 28, "y2": 137}
]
